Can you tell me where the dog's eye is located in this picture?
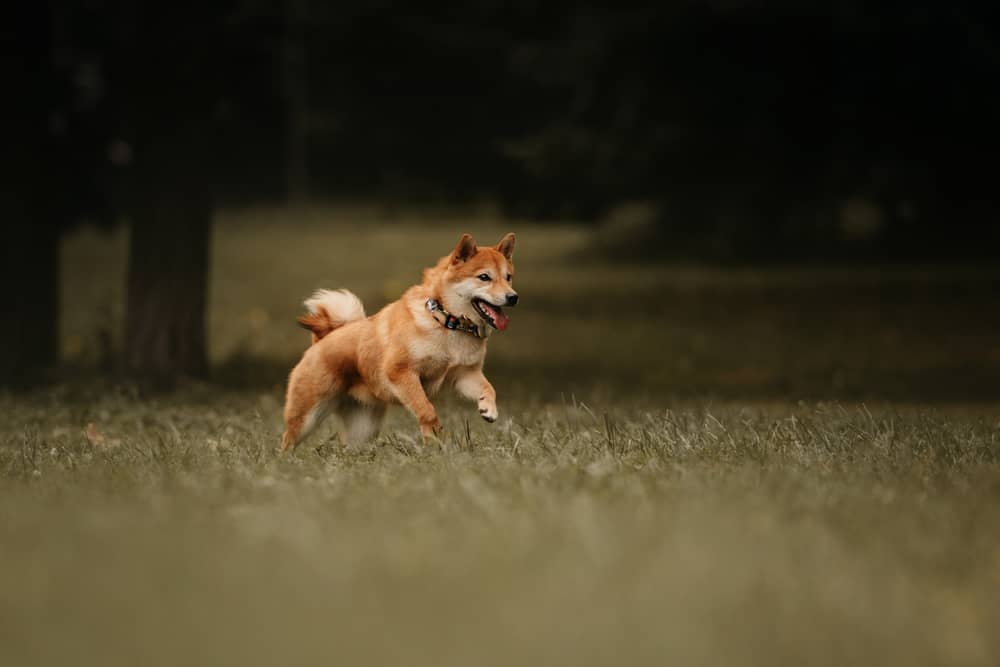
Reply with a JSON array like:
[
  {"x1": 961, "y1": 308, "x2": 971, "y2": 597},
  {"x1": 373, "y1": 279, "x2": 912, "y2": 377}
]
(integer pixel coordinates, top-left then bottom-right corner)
[
  {"x1": 506, "y1": 274, "x2": 512, "y2": 282},
  {"x1": 477, "y1": 273, "x2": 491, "y2": 282}
]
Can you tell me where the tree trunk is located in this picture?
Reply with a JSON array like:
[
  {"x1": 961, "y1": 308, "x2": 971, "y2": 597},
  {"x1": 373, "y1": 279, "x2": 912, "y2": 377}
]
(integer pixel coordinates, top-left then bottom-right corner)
[
  {"x1": 124, "y1": 187, "x2": 211, "y2": 383},
  {"x1": 114, "y1": 6, "x2": 224, "y2": 386},
  {"x1": 283, "y1": 0, "x2": 310, "y2": 203},
  {"x1": 0, "y1": 3, "x2": 59, "y2": 386},
  {"x1": 0, "y1": 223, "x2": 60, "y2": 386}
]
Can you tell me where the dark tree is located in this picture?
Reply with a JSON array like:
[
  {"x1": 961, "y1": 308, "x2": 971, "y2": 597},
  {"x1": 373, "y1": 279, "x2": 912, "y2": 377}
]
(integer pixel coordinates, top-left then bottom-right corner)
[
  {"x1": 110, "y1": 6, "x2": 228, "y2": 382},
  {"x1": 0, "y1": 222, "x2": 61, "y2": 386},
  {"x1": 123, "y1": 181, "x2": 212, "y2": 381},
  {"x1": 4, "y1": 1, "x2": 282, "y2": 386},
  {"x1": 283, "y1": 0, "x2": 311, "y2": 203},
  {"x1": 1, "y1": 4, "x2": 60, "y2": 385}
]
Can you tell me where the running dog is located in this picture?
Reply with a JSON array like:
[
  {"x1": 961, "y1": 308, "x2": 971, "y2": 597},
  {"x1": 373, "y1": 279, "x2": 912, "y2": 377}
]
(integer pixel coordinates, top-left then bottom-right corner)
[{"x1": 281, "y1": 233, "x2": 517, "y2": 451}]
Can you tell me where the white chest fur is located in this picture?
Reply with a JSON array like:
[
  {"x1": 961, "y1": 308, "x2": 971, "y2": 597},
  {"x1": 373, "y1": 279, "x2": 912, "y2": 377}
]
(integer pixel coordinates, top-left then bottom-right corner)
[
  {"x1": 445, "y1": 330, "x2": 488, "y2": 367},
  {"x1": 408, "y1": 328, "x2": 486, "y2": 372}
]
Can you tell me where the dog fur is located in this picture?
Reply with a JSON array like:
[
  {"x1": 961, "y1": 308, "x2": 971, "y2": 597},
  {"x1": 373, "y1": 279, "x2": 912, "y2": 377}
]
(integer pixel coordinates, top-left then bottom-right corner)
[{"x1": 280, "y1": 232, "x2": 517, "y2": 451}]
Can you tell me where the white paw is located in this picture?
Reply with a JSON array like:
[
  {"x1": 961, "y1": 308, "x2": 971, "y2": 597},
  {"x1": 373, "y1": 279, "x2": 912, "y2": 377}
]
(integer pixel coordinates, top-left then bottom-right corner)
[{"x1": 478, "y1": 401, "x2": 498, "y2": 423}]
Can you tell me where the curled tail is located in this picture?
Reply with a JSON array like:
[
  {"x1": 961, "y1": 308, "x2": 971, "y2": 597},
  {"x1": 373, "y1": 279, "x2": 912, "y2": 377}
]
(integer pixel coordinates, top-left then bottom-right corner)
[{"x1": 297, "y1": 289, "x2": 365, "y2": 344}]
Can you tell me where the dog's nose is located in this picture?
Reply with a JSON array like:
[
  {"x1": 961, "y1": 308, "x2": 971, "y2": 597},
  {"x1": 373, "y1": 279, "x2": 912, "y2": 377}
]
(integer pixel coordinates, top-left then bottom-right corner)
[{"x1": 505, "y1": 293, "x2": 519, "y2": 306}]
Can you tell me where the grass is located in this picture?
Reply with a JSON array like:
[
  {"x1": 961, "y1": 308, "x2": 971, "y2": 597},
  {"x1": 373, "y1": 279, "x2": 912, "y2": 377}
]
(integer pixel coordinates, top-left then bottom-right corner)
[
  {"x1": 3, "y1": 395, "x2": 998, "y2": 666},
  {"x1": 3, "y1": 205, "x2": 1000, "y2": 666}
]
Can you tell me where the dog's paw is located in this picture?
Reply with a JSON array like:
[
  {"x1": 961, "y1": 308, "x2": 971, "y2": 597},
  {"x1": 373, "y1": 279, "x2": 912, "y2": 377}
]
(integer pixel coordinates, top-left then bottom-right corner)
[
  {"x1": 419, "y1": 418, "x2": 444, "y2": 442},
  {"x1": 478, "y1": 401, "x2": 498, "y2": 423}
]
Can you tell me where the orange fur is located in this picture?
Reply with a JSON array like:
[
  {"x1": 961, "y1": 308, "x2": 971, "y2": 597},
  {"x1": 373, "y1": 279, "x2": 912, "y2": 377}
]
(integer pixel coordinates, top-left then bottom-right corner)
[
  {"x1": 281, "y1": 233, "x2": 518, "y2": 451},
  {"x1": 296, "y1": 313, "x2": 329, "y2": 344}
]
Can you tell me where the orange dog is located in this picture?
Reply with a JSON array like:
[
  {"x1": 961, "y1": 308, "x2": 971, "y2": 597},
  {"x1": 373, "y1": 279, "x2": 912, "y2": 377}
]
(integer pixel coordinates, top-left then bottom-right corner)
[{"x1": 281, "y1": 233, "x2": 517, "y2": 451}]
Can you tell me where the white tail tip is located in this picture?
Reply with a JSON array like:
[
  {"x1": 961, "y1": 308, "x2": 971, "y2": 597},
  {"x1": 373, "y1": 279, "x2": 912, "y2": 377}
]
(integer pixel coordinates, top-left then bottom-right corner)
[{"x1": 304, "y1": 288, "x2": 365, "y2": 324}]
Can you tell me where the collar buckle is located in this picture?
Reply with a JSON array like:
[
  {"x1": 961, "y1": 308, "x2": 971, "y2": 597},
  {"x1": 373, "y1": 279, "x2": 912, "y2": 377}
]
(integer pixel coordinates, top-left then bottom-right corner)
[{"x1": 425, "y1": 298, "x2": 483, "y2": 338}]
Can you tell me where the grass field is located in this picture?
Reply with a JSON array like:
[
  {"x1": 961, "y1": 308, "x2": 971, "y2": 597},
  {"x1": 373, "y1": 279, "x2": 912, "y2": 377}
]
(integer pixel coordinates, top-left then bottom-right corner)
[{"x1": 3, "y1": 206, "x2": 1000, "y2": 666}]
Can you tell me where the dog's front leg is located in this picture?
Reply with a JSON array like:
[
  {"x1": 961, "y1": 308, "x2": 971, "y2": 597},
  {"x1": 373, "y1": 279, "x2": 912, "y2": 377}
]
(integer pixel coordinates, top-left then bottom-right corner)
[
  {"x1": 388, "y1": 368, "x2": 442, "y2": 440},
  {"x1": 454, "y1": 367, "x2": 498, "y2": 423}
]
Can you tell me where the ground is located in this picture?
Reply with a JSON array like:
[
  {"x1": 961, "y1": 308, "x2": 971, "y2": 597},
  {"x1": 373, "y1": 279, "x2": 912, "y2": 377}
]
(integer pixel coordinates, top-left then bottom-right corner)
[{"x1": 2, "y1": 206, "x2": 999, "y2": 666}]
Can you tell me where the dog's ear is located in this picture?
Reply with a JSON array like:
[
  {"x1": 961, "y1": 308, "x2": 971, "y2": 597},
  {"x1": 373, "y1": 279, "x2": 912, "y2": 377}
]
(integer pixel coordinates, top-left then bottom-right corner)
[
  {"x1": 451, "y1": 234, "x2": 478, "y2": 264},
  {"x1": 495, "y1": 232, "x2": 516, "y2": 260}
]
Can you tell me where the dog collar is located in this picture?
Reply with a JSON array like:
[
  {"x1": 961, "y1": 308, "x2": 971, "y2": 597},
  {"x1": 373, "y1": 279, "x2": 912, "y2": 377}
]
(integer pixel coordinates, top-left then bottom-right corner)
[{"x1": 425, "y1": 299, "x2": 485, "y2": 338}]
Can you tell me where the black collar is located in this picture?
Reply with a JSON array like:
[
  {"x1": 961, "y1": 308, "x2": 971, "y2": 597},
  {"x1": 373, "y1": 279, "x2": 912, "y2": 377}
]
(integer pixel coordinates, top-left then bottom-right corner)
[{"x1": 425, "y1": 299, "x2": 486, "y2": 338}]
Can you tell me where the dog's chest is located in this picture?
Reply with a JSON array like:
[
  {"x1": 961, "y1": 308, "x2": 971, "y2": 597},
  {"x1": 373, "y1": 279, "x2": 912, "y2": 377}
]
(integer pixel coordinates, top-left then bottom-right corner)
[
  {"x1": 447, "y1": 333, "x2": 487, "y2": 367},
  {"x1": 409, "y1": 332, "x2": 485, "y2": 376}
]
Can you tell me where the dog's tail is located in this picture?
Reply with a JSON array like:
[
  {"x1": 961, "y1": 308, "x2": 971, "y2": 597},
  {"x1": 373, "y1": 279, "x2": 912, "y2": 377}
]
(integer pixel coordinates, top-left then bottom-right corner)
[{"x1": 297, "y1": 289, "x2": 366, "y2": 344}]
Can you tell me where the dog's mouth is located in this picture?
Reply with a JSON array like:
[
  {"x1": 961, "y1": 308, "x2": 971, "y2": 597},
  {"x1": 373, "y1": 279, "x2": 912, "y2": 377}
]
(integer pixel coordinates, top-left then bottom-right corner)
[{"x1": 472, "y1": 298, "x2": 510, "y2": 331}]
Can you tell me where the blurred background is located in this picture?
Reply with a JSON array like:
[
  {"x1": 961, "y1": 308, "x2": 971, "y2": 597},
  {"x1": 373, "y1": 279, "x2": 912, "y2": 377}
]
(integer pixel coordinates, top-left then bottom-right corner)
[{"x1": 4, "y1": 1, "x2": 1000, "y2": 399}]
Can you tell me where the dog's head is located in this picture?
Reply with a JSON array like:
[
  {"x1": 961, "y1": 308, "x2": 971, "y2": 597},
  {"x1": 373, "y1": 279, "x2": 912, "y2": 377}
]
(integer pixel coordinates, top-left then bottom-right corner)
[{"x1": 438, "y1": 233, "x2": 517, "y2": 331}]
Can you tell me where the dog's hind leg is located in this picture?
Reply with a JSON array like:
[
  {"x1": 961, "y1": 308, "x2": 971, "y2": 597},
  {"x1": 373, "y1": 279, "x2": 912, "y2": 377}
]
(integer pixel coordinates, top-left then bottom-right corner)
[
  {"x1": 338, "y1": 400, "x2": 386, "y2": 447},
  {"x1": 281, "y1": 396, "x2": 332, "y2": 452},
  {"x1": 281, "y1": 358, "x2": 339, "y2": 452}
]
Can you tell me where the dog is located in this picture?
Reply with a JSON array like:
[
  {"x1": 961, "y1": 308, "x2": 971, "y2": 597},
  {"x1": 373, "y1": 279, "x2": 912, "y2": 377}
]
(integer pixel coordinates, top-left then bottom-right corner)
[{"x1": 280, "y1": 232, "x2": 517, "y2": 451}]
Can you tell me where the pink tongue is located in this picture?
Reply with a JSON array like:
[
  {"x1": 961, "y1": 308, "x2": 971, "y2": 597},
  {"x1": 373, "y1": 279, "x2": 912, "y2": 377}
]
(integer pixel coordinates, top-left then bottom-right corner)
[{"x1": 482, "y1": 303, "x2": 510, "y2": 330}]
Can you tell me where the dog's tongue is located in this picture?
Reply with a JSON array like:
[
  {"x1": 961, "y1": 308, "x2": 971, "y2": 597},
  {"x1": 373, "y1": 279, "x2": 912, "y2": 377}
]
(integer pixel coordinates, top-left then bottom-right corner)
[{"x1": 482, "y1": 302, "x2": 509, "y2": 331}]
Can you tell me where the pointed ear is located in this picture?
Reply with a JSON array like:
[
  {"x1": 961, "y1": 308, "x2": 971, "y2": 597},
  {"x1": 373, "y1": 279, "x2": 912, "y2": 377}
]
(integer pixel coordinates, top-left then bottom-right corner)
[
  {"x1": 495, "y1": 232, "x2": 516, "y2": 260},
  {"x1": 451, "y1": 234, "x2": 478, "y2": 264}
]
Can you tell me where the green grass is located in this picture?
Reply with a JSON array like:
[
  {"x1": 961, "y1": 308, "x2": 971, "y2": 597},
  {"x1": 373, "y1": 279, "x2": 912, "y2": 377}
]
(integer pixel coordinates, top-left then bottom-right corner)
[
  {"x1": 3, "y1": 205, "x2": 999, "y2": 666},
  {"x1": 2, "y1": 394, "x2": 998, "y2": 666}
]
